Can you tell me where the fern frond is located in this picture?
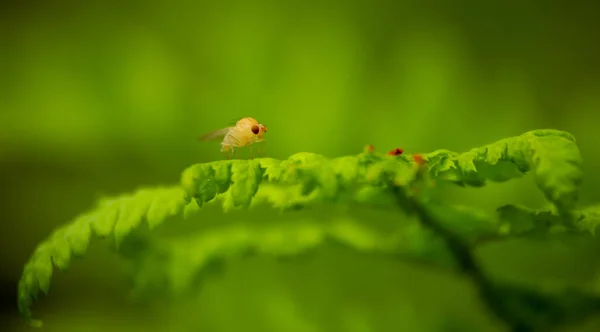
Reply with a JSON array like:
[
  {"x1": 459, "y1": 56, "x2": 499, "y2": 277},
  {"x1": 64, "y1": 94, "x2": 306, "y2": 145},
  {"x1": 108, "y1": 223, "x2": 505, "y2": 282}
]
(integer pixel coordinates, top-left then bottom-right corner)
[
  {"x1": 17, "y1": 186, "x2": 186, "y2": 326},
  {"x1": 425, "y1": 130, "x2": 582, "y2": 215},
  {"x1": 575, "y1": 205, "x2": 600, "y2": 235},
  {"x1": 180, "y1": 152, "x2": 417, "y2": 207},
  {"x1": 495, "y1": 203, "x2": 600, "y2": 237},
  {"x1": 389, "y1": 182, "x2": 600, "y2": 331},
  {"x1": 17, "y1": 129, "x2": 587, "y2": 328},
  {"x1": 125, "y1": 216, "x2": 455, "y2": 299},
  {"x1": 181, "y1": 129, "x2": 582, "y2": 218}
]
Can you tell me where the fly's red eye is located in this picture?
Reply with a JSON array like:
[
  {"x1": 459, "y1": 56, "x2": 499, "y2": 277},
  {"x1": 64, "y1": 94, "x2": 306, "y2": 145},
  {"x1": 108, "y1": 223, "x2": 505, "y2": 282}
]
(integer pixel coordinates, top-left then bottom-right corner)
[{"x1": 251, "y1": 125, "x2": 260, "y2": 135}]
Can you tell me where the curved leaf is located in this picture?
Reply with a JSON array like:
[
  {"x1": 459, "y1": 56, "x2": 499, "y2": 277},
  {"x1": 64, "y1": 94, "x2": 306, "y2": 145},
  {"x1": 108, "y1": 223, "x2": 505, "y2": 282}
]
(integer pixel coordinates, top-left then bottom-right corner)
[
  {"x1": 126, "y1": 216, "x2": 455, "y2": 298},
  {"x1": 17, "y1": 129, "x2": 588, "y2": 329},
  {"x1": 425, "y1": 129, "x2": 582, "y2": 215},
  {"x1": 17, "y1": 186, "x2": 187, "y2": 326}
]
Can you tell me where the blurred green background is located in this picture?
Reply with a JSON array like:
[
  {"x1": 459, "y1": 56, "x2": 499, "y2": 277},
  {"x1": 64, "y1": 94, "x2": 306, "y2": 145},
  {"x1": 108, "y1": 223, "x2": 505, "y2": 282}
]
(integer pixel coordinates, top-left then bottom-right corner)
[{"x1": 2, "y1": 0, "x2": 600, "y2": 331}]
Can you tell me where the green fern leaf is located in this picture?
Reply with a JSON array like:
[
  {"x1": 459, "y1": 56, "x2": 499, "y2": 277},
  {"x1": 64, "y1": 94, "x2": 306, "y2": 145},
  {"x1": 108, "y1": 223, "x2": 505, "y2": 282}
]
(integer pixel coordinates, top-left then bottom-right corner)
[
  {"x1": 17, "y1": 129, "x2": 588, "y2": 329},
  {"x1": 212, "y1": 160, "x2": 233, "y2": 194},
  {"x1": 330, "y1": 156, "x2": 360, "y2": 185},
  {"x1": 181, "y1": 151, "x2": 416, "y2": 211},
  {"x1": 528, "y1": 130, "x2": 583, "y2": 214},
  {"x1": 223, "y1": 160, "x2": 263, "y2": 210},
  {"x1": 181, "y1": 163, "x2": 215, "y2": 206},
  {"x1": 259, "y1": 157, "x2": 285, "y2": 181},
  {"x1": 576, "y1": 205, "x2": 600, "y2": 235},
  {"x1": 17, "y1": 186, "x2": 186, "y2": 326},
  {"x1": 251, "y1": 184, "x2": 314, "y2": 210},
  {"x1": 389, "y1": 180, "x2": 600, "y2": 331},
  {"x1": 126, "y1": 215, "x2": 455, "y2": 298},
  {"x1": 495, "y1": 204, "x2": 563, "y2": 237},
  {"x1": 425, "y1": 130, "x2": 582, "y2": 215},
  {"x1": 113, "y1": 190, "x2": 155, "y2": 247},
  {"x1": 89, "y1": 197, "x2": 121, "y2": 237},
  {"x1": 424, "y1": 203, "x2": 500, "y2": 243},
  {"x1": 495, "y1": 203, "x2": 600, "y2": 237},
  {"x1": 64, "y1": 215, "x2": 93, "y2": 257},
  {"x1": 146, "y1": 187, "x2": 186, "y2": 229},
  {"x1": 182, "y1": 130, "x2": 583, "y2": 216}
]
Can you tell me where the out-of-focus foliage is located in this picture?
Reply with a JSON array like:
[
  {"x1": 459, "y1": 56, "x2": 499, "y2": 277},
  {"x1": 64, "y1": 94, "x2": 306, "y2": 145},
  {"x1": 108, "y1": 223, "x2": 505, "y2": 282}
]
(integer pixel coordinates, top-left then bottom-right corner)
[
  {"x1": 17, "y1": 130, "x2": 600, "y2": 331},
  {"x1": 4, "y1": 1, "x2": 600, "y2": 332}
]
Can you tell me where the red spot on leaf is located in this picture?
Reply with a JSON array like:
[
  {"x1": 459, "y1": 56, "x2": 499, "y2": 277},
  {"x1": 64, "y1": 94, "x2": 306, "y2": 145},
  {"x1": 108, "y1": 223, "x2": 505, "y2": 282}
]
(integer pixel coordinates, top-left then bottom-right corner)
[
  {"x1": 364, "y1": 144, "x2": 375, "y2": 153},
  {"x1": 413, "y1": 154, "x2": 424, "y2": 165},
  {"x1": 387, "y1": 148, "x2": 404, "y2": 156}
]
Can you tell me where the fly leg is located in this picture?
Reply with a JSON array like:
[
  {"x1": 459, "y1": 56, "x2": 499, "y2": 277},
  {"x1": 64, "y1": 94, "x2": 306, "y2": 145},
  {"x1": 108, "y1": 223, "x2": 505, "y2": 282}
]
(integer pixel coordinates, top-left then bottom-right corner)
[
  {"x1": 222, "y1": 144, "x2": 233, "y2": 160},
  {"x1": 249, "y1": 145, "x2": 254, "y2": 159},
  {"x1": 222, "y1": 147, "x2": 230, "y2": 160}
]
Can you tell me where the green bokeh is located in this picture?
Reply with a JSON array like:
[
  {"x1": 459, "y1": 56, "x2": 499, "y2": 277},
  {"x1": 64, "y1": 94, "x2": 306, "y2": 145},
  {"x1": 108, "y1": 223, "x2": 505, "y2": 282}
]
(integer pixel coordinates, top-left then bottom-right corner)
[{"x1": 2, "y1": 1, "x2": 600, "y2": 331}]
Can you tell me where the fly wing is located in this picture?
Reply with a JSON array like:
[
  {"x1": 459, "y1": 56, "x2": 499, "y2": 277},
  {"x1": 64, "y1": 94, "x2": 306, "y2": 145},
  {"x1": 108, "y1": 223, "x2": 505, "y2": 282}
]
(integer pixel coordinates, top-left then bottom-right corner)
[{"x1": 197, "y1": 127, "x2": 231, "y2": 142}]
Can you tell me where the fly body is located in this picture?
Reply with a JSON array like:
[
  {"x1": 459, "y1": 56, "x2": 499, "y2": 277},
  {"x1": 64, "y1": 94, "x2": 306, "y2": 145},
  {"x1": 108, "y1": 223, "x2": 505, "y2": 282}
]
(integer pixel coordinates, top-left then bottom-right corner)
[{"x1": 198, "y1": 117, "x2": 268, "y2": 158}]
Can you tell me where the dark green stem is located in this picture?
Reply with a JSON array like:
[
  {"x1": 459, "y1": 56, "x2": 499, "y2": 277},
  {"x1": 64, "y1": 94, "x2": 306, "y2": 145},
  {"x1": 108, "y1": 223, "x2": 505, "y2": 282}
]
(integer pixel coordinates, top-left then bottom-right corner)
[{"x1": 389, "y1": 185, "x2": 532, "y2": 332}]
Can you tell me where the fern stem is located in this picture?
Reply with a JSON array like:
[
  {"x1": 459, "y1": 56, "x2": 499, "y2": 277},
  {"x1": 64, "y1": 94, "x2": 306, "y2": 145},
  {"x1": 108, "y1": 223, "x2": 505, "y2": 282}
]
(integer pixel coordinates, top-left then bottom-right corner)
[{"x1": 390, "y1": 185, "x2": 535, "y2": 331}]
